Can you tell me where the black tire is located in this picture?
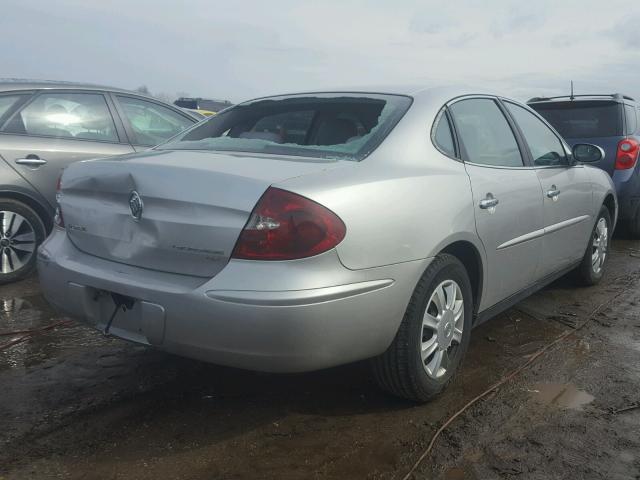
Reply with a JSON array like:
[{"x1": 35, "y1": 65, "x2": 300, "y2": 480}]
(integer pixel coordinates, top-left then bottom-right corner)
[
  {"x1": 371, "y1": 254, "x2": 473, "y2": 402},
  {"x1": 575, "y1": 205, "x2": 611, "y2": 286},
  {"x1": 0, "y1": 199, "x2": 46, "y2": 285}
]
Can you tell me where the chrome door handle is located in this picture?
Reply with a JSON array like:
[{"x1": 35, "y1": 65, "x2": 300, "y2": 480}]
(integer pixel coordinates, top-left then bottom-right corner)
[
  {"x1": 15, "y1": 158, "x2": 47, "y2": 167},
  {"x1": 546, "y1": 186, "x2": 561, "y2": 199},
  {"x1": 479, "y1": 197, "x2": 499, "y2": 209}
]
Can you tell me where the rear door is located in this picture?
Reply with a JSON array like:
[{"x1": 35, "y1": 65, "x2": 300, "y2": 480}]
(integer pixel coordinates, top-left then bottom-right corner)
[
  {"x1": 504, "y1": 101, "x2": 593, "y2": 275},
  {"x1": 0, "y1": 90, "x2": 134, "y2": 208},
  {"x1": 448, "y1": 97, "x2": 544, "y2": 309}
]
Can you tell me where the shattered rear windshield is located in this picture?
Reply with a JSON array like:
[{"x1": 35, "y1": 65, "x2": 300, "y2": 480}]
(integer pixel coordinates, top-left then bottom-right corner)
[{"x1": 157, "y1": 93, "x2": 412, "y2": 161}]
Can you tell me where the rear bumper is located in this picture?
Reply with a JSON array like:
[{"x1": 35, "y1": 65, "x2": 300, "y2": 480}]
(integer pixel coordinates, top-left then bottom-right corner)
[
  {"x1": 612, "y1": 168, "x2": 640, "y2": 220},
  {"x1": 37, "y1": 229, "x2": 429, "y2": 372},
  {"x1": 616, "y1": 193, "x2": 640, "y2": 221}
]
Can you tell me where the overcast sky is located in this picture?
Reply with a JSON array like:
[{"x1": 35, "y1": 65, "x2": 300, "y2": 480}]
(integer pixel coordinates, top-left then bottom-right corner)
[{"x1": 2, "y1": 0, "x2": 640, "y2": 103}]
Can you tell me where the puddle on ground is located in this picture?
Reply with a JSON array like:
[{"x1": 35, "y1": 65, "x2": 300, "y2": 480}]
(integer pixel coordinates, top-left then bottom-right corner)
[
  {"x1": 530, "y1": 383, "x2": 594, "y2": 410},
  {"x1": 0, "y1": 294, "x2": 104, "y2": 372},
  {"x1": 444, "y1": 467, "x2": 467, "y2": 479},
  {"x1": 444, "y1": 466, "x2": 481, "y2": 480}
]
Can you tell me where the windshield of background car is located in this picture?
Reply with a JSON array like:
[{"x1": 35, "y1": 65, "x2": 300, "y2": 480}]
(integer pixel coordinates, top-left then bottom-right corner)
[
  {"x1": 174, "y1": 99, "x2": 198, "y2": 109},
  {"x1": 158, "y1": 94, "x2": 412, "y2": 160},
  {"x1": 530, "y1": 100, "x2": 623, "y2": 138}
]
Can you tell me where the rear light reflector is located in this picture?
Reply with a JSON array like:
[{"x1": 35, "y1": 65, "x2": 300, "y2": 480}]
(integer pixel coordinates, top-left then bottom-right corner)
[
  {"x1": 231, "y1": 187, "x2": 346, "y2": 260},
  {"x1": 615, "y1": 138, "x2": 639, "y2": 170},
  {"x1": 54, "y1": 207, "x2": 64, "y2": 228},
  {"x1": 54, "y1": 174, "x2": 64, "y2": 228}
]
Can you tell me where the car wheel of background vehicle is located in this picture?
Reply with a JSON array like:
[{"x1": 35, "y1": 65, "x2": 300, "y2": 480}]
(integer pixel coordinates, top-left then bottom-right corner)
[
  {"x1": 370, "y1": 253, "x2": 473, "y2": 402},
  {"x1": 0, "y1": 199, "x2": 46, "y2": 285},
  {"x1": 575, "y1": 205, "x2": 611, "y2": 286}
]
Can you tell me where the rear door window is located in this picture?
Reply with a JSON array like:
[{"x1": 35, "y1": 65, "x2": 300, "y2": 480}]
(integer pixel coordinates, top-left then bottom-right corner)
[
  {"x1": 449, "y1": 98, "x2": 523, "y2": 167},
  {"x1": 505, "y1": 102, "x2": 568, "y2": 167},
  {"x1": 3, "y1": 92, "x2": 118, "y2": 142},
  {"x1": 116, "y1": 95, "x2": 195, "y2": 146},
  {"x1": 530, "y1": 101, "x2": 623, "y2": 138},
  {"x1": 625, "y1": 104, "x2": 637, "y2": 135}
]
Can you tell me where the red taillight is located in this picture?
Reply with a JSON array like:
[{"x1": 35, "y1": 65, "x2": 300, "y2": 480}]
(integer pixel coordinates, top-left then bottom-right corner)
[
  {"x1": 615, "y1": 138, "x2": 640, "y2": 170},
  {"x1": 54, "y1": 174, "x2": 64, "y2": 228},
  {"x1": 231, "y1": 187, "x2": 346, "y2": 260}
]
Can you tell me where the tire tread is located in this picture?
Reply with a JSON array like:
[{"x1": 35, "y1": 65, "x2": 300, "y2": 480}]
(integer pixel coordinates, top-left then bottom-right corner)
[
  {"x1": 371, "y1": 254, "x2": 466, "y2": 401},
  {"x1": 575, "y1": 205, "x2": 611, "y2": 287}
]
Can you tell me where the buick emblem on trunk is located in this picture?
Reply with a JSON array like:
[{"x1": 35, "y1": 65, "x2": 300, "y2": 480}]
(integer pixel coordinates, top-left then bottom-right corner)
[{"x1": 129, "y1": 190, "x2": 144, "y2": 221}]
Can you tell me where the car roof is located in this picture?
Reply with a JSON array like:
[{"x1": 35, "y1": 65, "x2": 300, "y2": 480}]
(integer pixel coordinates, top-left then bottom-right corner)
[
  {"x1": 527, "y1": 93, "x2": 636, "y2": 105},
  {"x1": 0, "y1": 78, "x2": 154, "y2": 98},
  {"x1": 243, "y1": 85, "x2": 503, "y2": 107}
]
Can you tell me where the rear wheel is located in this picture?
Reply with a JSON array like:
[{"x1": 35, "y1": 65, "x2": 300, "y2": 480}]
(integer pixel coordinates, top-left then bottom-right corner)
[
  {"x1": 0, "y1": 200, "x2": 45, "y2": 285},
  {"x1": 576, "y1": 205, "x2": 611, "y2": 286},
  {"x1": 371, "y1": 254, "x2": 473, "y2": 402}
]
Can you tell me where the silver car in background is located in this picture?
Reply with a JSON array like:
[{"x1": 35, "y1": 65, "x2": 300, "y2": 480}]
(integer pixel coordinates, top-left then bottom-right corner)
[
  {"x1": 38, "y1": 86, "x2": 616, "y2": 401},
  {"x1": 0, "y1": 80, "x2": 199, "y2": 283}
]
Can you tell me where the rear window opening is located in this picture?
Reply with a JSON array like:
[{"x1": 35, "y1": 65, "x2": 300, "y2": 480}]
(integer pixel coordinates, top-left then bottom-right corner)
[
  {"x1": 530, "y1": 101, "x2": 623, "y2": 138},
  {"x1": 159, "y1": 94, "x2": 412, "y2": 161}
]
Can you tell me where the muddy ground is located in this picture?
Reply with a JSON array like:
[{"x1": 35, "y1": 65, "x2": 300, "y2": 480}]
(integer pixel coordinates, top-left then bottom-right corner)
[{"x1": 1, "y1": 239, "x2": 639, "y2": 480}]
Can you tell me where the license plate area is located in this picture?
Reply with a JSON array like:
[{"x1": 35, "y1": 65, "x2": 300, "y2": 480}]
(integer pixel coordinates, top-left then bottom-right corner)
[
  {"x1": 87, "y1": 288, "x2": 145, "y2": 339},
  {"x1": 67, "y1": 283, "x2": 166, "y2": 345},
  {"x1": 103, "y1": 292, "x2": 138, "y2": 335}
]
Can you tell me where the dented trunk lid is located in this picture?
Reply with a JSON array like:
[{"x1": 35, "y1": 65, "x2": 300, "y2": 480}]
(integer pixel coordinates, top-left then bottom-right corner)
[{"x1": 59, "y1": 149, "x2": 343, "y2": 277}]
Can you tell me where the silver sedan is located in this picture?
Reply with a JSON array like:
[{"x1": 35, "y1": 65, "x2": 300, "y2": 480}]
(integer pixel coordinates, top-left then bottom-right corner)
[{"x1": 38, "y1": 86, "x2": 616, "y2": 401}]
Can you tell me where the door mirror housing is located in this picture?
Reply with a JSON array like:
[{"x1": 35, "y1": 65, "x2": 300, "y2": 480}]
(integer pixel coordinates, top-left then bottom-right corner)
[{"x1": 572, "y1": 143, "x2": 604, "y2": 163}]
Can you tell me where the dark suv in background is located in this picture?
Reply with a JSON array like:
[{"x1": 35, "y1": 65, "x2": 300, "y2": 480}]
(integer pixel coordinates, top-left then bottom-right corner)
[{"x1": 529, "y1": 94, "x2": 640, "y2": 236}]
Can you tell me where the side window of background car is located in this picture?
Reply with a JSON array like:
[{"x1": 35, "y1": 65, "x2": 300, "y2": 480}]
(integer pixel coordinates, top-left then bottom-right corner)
[
  {"x1": 624, "y1": 104, "x2": 637, "y2": 135},
  {"x1": 3, "y1": 92, "x2": 118, "y2": 142},
  {"x1": 505, "y1": 102, "x2": 568, "y2": 167},
  {"x1": 116, "y1": 96, "x2": 193, "y2": 146},
  {"x1": 432, "y1": 109, "x2": 456, "y2": 157},
  {"x1": 449, "y1": 98, "x2": 523, "y2": 167}
]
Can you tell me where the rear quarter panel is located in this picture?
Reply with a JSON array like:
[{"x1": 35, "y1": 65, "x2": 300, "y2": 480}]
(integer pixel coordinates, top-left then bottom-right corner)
[
  {"x1": 276, "y1": 97, "x2": 482, "y2": 272},
  {"x1": 278, "y1": 160, "x2": 478, "y2": 270}
]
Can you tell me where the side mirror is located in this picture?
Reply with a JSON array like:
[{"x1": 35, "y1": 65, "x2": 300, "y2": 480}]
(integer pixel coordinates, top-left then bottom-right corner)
[{"x1": 572, "y1": 143, "x2": 604, "y2": 163}]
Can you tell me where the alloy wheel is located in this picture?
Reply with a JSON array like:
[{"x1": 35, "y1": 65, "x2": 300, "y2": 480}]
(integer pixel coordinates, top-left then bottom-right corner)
[
  {"x1": 421, "y1": 279, "x2": 464, "y2": 379},
  {"x1": 591, "y1": 217, "x2": 608, "y2": 275},
  {"x1": 0, "y1": 211, "x2": 37, "y2": 274}
]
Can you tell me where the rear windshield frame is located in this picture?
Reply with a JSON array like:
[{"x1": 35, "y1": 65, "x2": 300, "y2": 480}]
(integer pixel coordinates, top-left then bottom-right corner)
[
  {"x1": 156, "y1": 92, "x2": 413, "y2": 161},
  {"x1": 529, "y1": 100, "x2": 623, "y2": 139}
]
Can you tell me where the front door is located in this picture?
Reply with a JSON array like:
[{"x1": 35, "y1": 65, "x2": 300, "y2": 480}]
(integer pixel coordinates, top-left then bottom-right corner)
[
  {"x1": 503, "y1": 101, "x2": 594, "y2": 275},
  {"x1": 449, "y1": 97, "x2": 544, "y2": 311},
  {"x1": 535, "y1": 167, "x2": 593, "y2": 272}
]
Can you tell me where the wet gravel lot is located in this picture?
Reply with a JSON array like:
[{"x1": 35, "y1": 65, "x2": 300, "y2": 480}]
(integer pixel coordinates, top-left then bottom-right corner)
[{"x1": 1, "y1": 238, "x2": 639, "y2": 479}]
